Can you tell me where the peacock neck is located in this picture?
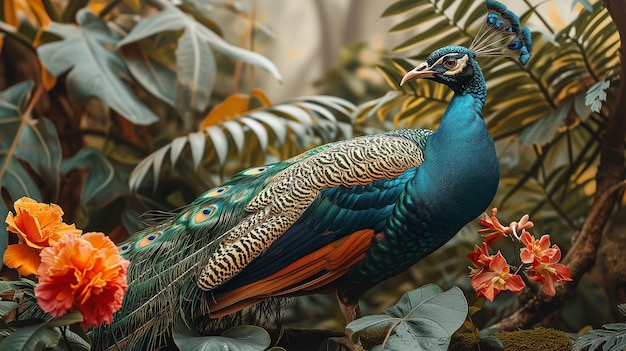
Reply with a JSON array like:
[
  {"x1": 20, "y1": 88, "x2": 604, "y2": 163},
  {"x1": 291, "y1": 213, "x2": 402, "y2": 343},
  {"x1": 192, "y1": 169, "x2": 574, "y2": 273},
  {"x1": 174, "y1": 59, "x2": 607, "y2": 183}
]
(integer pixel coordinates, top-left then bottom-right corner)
[
  {"x1": 401, "y1": 62, "x2": 495, "y2": 234},
  {"x1": 431, "y1": 63, "x2": 488, "y2": 156},
  {"x1": 434, "y1": 89, "x2": 485, "y2": 142},
  {"x1": 420, "y1": 86, "x2": 497, "y2": 222}
]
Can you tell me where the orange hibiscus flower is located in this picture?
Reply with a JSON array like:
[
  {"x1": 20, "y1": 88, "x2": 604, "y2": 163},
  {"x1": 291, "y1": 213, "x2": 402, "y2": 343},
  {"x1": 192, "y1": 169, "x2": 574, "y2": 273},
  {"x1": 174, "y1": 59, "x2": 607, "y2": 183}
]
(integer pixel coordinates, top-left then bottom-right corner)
[
  {"x1": 35, "y1": 232, "x2": 130, "y2": 328},
  {"x1": 4, "y1": 197, "x2": 82, "y2": 275}
]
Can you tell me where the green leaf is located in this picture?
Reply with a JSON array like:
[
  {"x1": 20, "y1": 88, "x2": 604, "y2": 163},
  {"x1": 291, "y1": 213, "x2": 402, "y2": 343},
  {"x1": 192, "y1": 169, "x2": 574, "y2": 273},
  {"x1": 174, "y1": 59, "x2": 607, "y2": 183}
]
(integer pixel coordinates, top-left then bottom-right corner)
[
  {"x1": 347, "y1": 285, "x2": 467, "y2": 351},
  {"x1": 129, "y1": 96, "x2": 355, "y2": 190},
  {"x1": 382, "y1": 0, "x2": 423, "y2": 17},
  {"x1": 383, "y1": 285, "x2": 467, "y2": 332},
  {"x1": 47, "y1": 311, "x2": 83, "y2": 327},
  {"x1": 519, "y1": 99, "x2": 573, "y2": 146},
  {"x1": 618, "y1": 304, "x2": 626, "y2": 317},
  {"x1": 573, "y1": 321, "x2": 626, "y2": 351},
  {"x1": 14, "y1": 117, "x2": 62, "y2": 198},
  {"x1": 0, "y1": 321, "x2": 61, "y2": 351},
  {"x1": 69, "y1": 323, "x2": 92, "y2": 347},
  {"x1": 174, "y1": 323, "x2": 271, "y2": 351},
  {"x1": 0, "y1": 301, "x2": 19, "y2": 319},
  {"x1": 37, "y1": 9, "x2": 159, "y2": 125},
  {"x1": 46, "y1": 327, "x2": 91, "y2": 351},
  {"x1": 389, "y1": 7, "x2": 436, "y2": 33},
  {"x1": 1, "y1": 279, "x2": 37, "y2": 303},
  {"x1": 175, "y1": 27, "x2": 217, "y2": 114},
  {"x1": 0, "y1": 81, "x2": 38, "y2": 263},
  {"x1": 0, "y1": 281, "x2": 14, "y2": 294},
  {"x1": 60, "y1": 147, "x2": 129, "y2": 209},
  {"x1": 118, "y1": 3, "x2": 281, "y2": 116},
  {"x1": 0, "y1": 80, "x2": 33, "y2": 107},
  {"x1": 44, "y1": 313, "x2": 89, "y2": 350},
  {"x1": 585, "y1": 80, "x2": 610, "y2": 113},
  {"x1": 119, "y1": 37, "x2": 178, "y2": 107}
]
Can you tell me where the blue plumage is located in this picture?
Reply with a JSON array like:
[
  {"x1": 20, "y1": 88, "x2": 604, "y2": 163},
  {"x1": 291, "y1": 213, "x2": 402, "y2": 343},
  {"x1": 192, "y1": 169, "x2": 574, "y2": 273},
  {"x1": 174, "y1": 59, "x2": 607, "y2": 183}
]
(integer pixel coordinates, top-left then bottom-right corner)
[{"x1": 93, "y1": 1, "x2": 532, "y2": 350}]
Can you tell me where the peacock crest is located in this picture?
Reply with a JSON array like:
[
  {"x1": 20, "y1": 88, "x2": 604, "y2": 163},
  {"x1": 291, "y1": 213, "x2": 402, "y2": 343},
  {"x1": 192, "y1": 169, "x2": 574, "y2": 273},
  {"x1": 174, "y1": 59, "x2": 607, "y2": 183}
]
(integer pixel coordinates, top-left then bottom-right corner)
[{"x1": 470, "y1": 0, "x2": 532, "y2": 65}]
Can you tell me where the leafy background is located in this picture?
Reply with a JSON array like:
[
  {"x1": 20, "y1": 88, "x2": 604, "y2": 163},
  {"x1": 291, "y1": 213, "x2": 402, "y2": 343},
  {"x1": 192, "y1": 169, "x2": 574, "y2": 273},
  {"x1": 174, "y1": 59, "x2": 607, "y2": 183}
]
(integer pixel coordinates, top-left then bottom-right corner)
[{"x1": 0, "y1": 0, "x2": 624, "y2": 350}]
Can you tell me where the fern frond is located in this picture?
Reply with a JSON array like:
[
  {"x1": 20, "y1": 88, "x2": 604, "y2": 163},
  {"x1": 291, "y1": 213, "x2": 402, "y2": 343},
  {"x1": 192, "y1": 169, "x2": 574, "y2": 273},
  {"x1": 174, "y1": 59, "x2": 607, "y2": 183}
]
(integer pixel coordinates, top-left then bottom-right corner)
[
  {"x1": 129, "y1": 95, "x2": 356, "y2": 191},
  {"x1": 573, "y1": 323, "x2": 626, "y2": 351}
]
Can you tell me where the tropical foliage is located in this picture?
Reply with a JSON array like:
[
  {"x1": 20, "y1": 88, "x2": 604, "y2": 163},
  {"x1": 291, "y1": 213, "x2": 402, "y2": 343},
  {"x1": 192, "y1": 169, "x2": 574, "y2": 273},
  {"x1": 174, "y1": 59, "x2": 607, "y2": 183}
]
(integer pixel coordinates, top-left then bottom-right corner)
[
  {"x1": 0, "y1": 0, "x2": 356, "y2": 247},
  {"x1": 0, "y1": 0, "x2": 624, "y2": 350}
]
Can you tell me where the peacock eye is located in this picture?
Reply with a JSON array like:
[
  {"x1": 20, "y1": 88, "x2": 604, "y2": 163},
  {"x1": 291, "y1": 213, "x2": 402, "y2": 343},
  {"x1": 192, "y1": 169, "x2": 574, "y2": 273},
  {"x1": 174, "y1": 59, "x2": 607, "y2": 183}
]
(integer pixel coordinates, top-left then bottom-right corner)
[
  {"x1": 443, "y1": 58, "x2": 457, "y2": 69},
  {"x1": 119, "y1": 243, "x2": 132, "y2": 254}
]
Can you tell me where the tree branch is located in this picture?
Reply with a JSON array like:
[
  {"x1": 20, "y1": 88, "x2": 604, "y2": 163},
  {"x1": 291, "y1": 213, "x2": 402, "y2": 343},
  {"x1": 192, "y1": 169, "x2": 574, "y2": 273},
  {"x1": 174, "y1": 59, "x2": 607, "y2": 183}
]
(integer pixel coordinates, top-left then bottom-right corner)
[{"x1": 491, "y1": 0, "x2": 626, "y2": 330}]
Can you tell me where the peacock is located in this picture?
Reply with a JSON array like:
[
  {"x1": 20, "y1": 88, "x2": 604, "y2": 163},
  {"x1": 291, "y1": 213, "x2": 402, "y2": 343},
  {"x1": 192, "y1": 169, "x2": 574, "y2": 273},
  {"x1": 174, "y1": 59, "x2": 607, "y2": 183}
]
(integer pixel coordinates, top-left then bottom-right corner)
[{"x1": 93, "y1": 1, "x2": 532, "y2": 349}]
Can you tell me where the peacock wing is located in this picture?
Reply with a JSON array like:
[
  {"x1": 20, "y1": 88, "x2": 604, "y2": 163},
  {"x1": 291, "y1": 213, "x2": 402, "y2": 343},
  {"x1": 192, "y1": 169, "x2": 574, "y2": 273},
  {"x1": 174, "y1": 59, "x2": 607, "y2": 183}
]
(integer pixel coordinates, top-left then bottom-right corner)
[
  {"x1": 206, "y1": 169, "x2": 418, "y2": 317},
  {"x1": 197, "y1": 131, "x2": 427, "y2": 291},
  {"x1": 198, "y1": 130, "x2": 432, "y2": 316}
]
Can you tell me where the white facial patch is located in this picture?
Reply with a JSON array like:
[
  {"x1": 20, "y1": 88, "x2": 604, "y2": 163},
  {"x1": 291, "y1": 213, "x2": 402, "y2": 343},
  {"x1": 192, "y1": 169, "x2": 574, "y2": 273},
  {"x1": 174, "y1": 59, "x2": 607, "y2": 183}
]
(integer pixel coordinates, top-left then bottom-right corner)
[{"x1": 440, "y1": 54, "x2": 469, "y2": 76}]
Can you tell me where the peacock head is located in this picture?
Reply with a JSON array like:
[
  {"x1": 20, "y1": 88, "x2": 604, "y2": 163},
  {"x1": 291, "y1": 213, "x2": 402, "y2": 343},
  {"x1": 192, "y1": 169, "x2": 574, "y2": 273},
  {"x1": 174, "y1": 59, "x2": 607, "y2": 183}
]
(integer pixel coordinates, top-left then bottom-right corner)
[
  {"x1": 400, "y1": 0, "x2": 531, "y2": 95},
  {"x1": 400, "y1": 46, "x2": 480, "y2": 94}
]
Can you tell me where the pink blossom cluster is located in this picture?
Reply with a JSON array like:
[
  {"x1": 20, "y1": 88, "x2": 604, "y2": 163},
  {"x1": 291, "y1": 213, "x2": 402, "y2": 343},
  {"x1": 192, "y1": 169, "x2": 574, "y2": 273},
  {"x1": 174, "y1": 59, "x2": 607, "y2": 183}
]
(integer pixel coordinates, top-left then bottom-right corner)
[{"x1": 468, "y1": 208, "x2": 572, "y2": 301}]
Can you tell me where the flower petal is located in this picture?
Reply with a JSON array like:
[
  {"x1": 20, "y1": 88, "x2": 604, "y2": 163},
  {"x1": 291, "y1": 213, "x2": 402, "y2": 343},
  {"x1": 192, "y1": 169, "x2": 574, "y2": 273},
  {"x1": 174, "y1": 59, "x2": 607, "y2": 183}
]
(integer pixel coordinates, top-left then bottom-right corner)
[
  {"x1": 505, "y1": 274, "x2": 526, "y2": 293},
  {"x1": 538, "y1": 235, "x2": 552, "y2": 251},
  {"x1": 541, "y1": 273, "x2": 556, "y2": 296},
  {"x1": 471, "y1": 271, "x2": 497, "y2": 301},
  {"x1": 3, "y1": 244, "x2": 41, "y2": 276},
  {"x1": 553, "y1": 263, "x2": 572, "y2": 282},
  {"x1": 520, "y1": 231, "x2": 533, "y2": 246},
  {"x1": 520, "y1": 249, "x2": 534, "y2": 264},
  {"x1": 489, "y1": 251, "x2": 509, "y2": 272}
]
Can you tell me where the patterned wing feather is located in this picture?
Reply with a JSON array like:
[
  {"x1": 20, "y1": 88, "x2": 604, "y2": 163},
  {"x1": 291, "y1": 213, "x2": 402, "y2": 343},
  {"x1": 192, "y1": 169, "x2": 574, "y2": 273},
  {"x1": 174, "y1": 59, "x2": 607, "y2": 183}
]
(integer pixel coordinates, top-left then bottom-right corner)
[{"x1": 197, "y1": 132, "x2": 426, "y2": 290}]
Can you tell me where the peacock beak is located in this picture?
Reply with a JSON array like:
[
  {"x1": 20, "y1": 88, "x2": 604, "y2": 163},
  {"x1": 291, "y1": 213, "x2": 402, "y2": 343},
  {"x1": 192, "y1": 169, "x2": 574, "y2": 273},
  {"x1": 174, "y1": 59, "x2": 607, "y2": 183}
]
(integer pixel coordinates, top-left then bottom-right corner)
[{"x1": 400, "y1": 62, "x2": 437, "y2": 86}]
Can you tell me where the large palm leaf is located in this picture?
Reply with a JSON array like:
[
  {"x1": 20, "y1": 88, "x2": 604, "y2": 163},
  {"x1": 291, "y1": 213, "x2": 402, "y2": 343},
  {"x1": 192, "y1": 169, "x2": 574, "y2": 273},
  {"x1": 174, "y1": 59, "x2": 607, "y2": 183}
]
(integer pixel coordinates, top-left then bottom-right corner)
[{"x1": 130, "y1": 95, "x2": 355, "y2": 191}]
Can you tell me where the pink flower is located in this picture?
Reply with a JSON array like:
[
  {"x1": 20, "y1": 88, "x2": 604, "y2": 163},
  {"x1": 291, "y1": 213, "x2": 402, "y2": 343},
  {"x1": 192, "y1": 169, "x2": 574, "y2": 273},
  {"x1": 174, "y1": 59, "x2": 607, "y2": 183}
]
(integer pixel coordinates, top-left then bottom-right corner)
[
  {"x1": 520, "y1": 232, "x2": 558, "y2": 264},
  {"x1": 477, "y1": 208, "x2": 509, "y2": 246},
  {"x1": 526, "y1": 245, "x2": 572, "y2": 296},
  {"x1": 467, "y1": 242, "x2": 492, "y2": 275},
  {"x1": 469, "y1": 251, "x2": 525, "y2": 301},
  {"x1": 509, "y1": 214, "x2": 534, "y2": 238}
]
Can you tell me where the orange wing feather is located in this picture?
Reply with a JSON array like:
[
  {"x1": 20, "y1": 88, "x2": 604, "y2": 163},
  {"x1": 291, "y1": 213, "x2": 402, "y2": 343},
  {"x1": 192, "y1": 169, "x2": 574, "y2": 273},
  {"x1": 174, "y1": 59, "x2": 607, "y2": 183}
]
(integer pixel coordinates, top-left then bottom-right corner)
[{"x1": 208, "y1": 229, "x2": 375, "y2": 318}]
